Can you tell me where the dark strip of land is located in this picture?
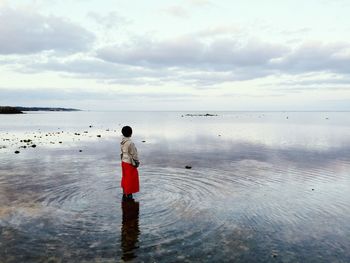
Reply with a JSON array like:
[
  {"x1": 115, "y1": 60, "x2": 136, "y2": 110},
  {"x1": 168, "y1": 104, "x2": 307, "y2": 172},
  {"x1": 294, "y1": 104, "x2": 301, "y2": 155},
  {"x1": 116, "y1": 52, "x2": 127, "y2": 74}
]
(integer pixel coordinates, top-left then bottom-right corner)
[
  {"x1": 15, "y1": 107, "x2": 80, "y2": 112},
  {"x1": 0, "y1": 106, "x2": 80, "y2": 114},
  {"x1": 0, "y1": 106, "x2": 23, "y2": 114}
]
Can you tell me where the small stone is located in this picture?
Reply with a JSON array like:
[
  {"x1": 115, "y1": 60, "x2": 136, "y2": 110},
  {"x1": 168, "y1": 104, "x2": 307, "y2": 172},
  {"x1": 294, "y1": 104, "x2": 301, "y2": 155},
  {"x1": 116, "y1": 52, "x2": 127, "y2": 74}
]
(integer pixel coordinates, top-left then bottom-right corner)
[
  {"x1": 15, "y1": 151, "x2": 20, "y2": 154},
  {"x1": 31, "y1": 144, "x2": 37, "y2": 148},
  {"x1": 89, "y1": 125, "x2": 93, "y2": 128},
  {"x1": 185, "y1": 165, "x2": 192, "y2": 169},
  {"x1": 312, "y1": 188, "x2": 315, "y2": 191},
  {"x1": 97, "y1": 135, "x2": 101, "y2": 138},
  {"x1": 142, "y1": 140, "x2": 146, "y2": 143},
  {"x1": 271, "y1": 251, "x2": 278, "y2": 258},
  {"x1": 79, "y1": 150, "x2": 82, "y2": 152},
  {"x1": 59, "y1": 141, "x2": 62, "y2": 144}
]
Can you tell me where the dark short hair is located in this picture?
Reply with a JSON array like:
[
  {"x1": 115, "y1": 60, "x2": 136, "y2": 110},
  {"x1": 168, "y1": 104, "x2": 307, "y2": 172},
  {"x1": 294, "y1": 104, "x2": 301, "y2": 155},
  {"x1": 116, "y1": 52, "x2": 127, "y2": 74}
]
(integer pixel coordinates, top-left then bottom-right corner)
[{"x1": 122, "y1": 126, "x2": 132, "y2": 137}]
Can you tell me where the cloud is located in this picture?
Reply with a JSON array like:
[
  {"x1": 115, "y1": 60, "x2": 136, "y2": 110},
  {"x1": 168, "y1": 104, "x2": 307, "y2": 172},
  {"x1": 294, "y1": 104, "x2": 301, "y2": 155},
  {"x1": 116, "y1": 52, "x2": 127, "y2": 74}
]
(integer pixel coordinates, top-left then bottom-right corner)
[
  {"x1": 161, "y1": 0, "x2": 212, "y2": 18},
  {"x1": 0, "y1": 87, "x2": 195, "y2": 102},
  {"x1": 278, "y1": 76, "x2": 350, "y2": 87},
  {"x1": 94, "y1": 38, "x2": 350, "y2": 86},
  {"x1": 96, "y1": 36, "x2": 350, "y2": 80},
  {"x1": 96, "y1": 37, "x2": 287, "y2": 69},
  {"x1": 18, "y1": 50, "x2": 276, "y2": 87},
  {"x1": 21, "y1": 56, "x2": 174, "y2": 85},
  {"x1": 3, "y1": 15, "x2": 350, "y2": 88},
  {"x1": 87, "y1": 11, "x2": 128, "y2": 29},
  {"x1": 0, "y1": 6, "x2": 95, "y2": 54},
  {"x1": 195, "y1": 25, "x2": 242, "y2": 37},
  {"x1": 271, "y1": 41, "x2": 350, "y2": 74},
  {"x1": 162, "y1": 5, "x2": 189, "y2": 18}
]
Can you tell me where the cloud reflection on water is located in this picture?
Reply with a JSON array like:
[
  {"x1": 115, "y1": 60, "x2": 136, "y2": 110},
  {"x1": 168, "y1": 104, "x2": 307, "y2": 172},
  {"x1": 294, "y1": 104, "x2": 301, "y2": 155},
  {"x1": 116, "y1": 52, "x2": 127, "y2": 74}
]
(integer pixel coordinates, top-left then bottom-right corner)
[{"x1": 0, "y1": 112, "x2": 350, "y2": 262}]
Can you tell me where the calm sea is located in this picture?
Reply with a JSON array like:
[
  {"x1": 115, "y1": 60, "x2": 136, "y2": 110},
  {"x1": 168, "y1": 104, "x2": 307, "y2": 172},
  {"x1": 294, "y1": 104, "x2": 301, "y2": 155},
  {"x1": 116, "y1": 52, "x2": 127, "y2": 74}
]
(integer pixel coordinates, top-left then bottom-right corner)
[{"x1": 1, "y1": 111, "x2": 350, "y2": 262}]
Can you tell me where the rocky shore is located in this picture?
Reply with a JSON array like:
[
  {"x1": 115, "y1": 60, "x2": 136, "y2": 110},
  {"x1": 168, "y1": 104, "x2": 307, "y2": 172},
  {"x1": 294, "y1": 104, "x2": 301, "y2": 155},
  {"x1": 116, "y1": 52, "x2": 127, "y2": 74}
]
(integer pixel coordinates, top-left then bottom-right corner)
[
  {"x1": 15, "y1": 107, "x2": 80, "y2": 112},
  {"x1": 0, "y1": 106, "x2": 23, "y2": 114},
  {"x1": 0, "y1": 106, "x2": 80, "y2": 114}
]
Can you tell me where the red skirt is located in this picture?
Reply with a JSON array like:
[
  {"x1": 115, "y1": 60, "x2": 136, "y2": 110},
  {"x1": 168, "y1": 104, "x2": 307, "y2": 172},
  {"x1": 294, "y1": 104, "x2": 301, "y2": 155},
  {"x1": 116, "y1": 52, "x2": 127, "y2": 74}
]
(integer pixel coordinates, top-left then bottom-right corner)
[{"x1": 121, "y1": 161, "x2": 140, "y2": 194}]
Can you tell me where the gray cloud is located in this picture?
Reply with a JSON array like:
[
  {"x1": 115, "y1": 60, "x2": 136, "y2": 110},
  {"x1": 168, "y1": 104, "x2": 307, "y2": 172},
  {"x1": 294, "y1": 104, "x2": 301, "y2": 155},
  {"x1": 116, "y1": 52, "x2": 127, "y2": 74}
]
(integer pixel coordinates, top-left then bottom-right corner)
[
  {"x1": 271, "y1": 42, "x2": 350, "y2": 74},
  {"x1": 96, "y1": 37, "x2": 287, "y2": 69},
  {"x1": 195, "y1": 25, "x2": 242, "y2": 38},
  {"x1": 116, "y1": 38, "x2": 350, "y2": 85},
  {"x1": 20, "y1": 55, "x2": 274, "y2": 87},
  {"x1": 24, "y1": 57, "x2": 172, "y2": 85},
  {"x1": 3, "y1": 16, "x2": 350, "y2": 88},
  {"x1": 0, "y1": 87, "x2": 195, "y2": 102},
  {"x1": 96, "y1": 37, "x2": 350, "y2": 81},
  {"x1": 278, "y1": 77, "x2": 350, "y2": 87},
  {"x1": 0, "y1": 6, "x2": 95, "y2": 54}
]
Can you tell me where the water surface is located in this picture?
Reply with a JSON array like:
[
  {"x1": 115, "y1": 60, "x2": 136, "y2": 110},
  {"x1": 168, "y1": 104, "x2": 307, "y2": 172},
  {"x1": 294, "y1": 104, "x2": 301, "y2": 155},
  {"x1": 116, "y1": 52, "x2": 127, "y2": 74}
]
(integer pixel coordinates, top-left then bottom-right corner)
[{"x1": 1, "y1": 111, "x2": 350, "y2": 262}]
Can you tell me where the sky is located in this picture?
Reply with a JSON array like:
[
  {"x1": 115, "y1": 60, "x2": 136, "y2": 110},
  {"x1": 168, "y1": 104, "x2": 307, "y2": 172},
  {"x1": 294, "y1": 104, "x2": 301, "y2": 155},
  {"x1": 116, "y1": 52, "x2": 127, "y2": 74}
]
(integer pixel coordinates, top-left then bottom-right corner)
[{"x1": 1, "y1": 0, "x2": 350, "y2": 111}]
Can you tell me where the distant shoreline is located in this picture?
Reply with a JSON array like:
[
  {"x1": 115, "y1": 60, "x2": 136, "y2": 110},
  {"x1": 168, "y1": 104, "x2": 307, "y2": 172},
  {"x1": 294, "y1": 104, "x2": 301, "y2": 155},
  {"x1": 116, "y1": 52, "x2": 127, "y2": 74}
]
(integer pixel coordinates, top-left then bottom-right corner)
[{"x1": 0, "y1": 106, "x2": 81, "y2": 114}]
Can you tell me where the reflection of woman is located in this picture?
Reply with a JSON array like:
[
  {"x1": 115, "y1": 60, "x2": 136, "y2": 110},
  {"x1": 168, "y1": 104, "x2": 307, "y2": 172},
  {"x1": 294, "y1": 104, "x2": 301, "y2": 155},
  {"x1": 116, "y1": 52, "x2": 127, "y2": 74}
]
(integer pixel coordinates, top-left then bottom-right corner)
[
  {"x1": 121, "y1": 200, "x2": 140, "y2": 261},
  {"x1": 120, "y1": 126, "x2": 140, "y2": 201}
]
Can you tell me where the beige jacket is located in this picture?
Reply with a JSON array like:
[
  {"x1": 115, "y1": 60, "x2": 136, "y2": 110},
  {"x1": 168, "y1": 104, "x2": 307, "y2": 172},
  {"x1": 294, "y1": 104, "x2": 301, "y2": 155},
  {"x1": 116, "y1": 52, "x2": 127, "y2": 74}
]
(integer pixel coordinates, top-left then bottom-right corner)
[{"x1": 120, "y1": 137, "x2": 139, "y2": 165}]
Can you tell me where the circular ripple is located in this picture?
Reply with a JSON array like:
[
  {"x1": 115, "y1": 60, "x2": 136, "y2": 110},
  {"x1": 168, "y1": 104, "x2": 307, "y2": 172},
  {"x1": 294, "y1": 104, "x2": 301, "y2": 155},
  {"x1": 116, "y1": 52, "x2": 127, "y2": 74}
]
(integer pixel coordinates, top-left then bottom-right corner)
[{"x1": 135, "y1": 166, "x2": 234, "y2": 253}]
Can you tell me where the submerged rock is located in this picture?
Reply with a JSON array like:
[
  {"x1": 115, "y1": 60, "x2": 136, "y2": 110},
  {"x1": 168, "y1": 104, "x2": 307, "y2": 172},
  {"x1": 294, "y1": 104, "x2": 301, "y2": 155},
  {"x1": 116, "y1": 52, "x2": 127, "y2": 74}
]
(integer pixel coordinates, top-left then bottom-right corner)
[
  {"x1": 185, "y1": 165, "x2": 192, "y2": 169},
  {"x1": 185, "y1": 113, "x2": 218, "y2": 117}
]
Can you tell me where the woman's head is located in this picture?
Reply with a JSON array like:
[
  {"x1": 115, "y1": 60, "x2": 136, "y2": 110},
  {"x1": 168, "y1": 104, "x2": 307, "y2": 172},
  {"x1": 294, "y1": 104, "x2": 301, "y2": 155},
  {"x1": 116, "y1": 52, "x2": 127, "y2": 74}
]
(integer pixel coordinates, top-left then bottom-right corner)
[{"x1": 121, "y1": 126, "x2": 132, "y2": 137}]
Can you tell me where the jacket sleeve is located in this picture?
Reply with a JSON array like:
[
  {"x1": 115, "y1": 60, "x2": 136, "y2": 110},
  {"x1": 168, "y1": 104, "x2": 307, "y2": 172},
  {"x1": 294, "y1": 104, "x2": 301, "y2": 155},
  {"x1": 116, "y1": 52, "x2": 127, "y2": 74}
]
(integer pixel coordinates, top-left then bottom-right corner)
[{"x1": 129, "y1": 142, "x2": 139, "y2": 161}]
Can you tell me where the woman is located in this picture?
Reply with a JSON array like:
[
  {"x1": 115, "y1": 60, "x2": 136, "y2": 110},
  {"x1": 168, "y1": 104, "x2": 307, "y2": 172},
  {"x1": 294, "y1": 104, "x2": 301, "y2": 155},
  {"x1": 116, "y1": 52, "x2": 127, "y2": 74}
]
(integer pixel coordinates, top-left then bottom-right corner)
[{"x1": 120, "y1": 126, "x2": 140, "y2": 201}]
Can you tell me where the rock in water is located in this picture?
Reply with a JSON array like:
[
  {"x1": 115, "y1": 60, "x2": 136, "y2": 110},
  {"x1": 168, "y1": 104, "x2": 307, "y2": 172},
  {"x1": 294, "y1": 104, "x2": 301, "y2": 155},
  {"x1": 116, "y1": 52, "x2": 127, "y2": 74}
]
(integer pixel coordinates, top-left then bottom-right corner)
[{"x1": 185, "y1": 165, "x2": 192, "y2": 169}]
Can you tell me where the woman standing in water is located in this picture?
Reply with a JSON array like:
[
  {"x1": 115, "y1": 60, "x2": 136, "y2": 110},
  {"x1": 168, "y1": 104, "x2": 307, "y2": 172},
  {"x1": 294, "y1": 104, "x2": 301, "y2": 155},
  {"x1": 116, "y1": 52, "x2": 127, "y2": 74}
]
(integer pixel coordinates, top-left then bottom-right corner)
[{"x1": 120, "y1": 126, "x2": 140, "y2": 201}]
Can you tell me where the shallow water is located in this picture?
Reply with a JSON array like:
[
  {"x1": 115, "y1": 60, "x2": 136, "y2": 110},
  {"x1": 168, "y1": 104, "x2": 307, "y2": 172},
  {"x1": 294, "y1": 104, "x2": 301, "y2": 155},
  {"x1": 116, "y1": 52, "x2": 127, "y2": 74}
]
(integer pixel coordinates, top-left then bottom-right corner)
[{"x1": 1, "y1": 111, "x2": 350, "y2": 262}]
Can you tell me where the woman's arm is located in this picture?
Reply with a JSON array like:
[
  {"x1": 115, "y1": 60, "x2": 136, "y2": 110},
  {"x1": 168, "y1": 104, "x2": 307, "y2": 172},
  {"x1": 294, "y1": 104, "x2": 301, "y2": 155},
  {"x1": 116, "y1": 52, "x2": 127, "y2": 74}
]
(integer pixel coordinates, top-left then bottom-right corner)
[{"x1": 129, "y1": 142, "x2": 140, "y2": 167}]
